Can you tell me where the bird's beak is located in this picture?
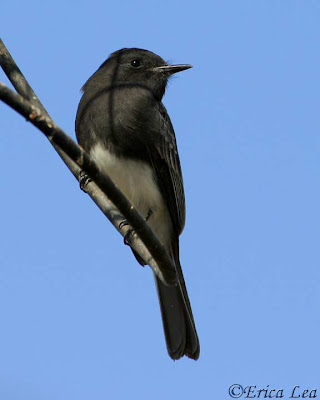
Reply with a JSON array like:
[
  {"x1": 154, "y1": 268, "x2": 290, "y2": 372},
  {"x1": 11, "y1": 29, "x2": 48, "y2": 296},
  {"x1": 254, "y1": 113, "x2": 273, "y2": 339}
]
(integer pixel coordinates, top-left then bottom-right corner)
[{"x1": 152, "y1": 64, "x2": 193, "y2": 75}]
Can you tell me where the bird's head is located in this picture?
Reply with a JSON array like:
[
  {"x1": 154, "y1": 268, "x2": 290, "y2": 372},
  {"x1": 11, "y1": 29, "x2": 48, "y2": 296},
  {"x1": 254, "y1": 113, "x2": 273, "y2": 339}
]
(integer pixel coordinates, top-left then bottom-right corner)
[{"x1": 82, "y1": 48, "x2": 192, "y2": 100}]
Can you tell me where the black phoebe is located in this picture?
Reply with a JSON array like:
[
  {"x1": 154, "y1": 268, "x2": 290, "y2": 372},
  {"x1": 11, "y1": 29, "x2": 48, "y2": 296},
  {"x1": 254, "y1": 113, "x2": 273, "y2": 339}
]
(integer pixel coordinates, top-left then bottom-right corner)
[{"x1": 75, "y1": 48, "x2": 199, "y2": 360}]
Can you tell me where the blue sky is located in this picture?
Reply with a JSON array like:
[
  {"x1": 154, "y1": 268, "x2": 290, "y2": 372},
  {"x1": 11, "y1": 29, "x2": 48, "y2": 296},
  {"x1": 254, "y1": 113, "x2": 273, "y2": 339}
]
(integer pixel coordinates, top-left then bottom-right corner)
[{"x1": 1, "y1": 1, "x2": 320, "y2": 399}]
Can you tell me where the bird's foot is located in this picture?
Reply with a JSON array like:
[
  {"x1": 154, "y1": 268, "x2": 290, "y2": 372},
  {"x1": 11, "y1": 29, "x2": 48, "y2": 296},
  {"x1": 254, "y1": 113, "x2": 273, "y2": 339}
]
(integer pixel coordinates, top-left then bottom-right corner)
[
  {"x1": 119, "y1": 220, "x2": 129, "y2": 230},
  {"x1": 79, "y1": 170, "x2": 92, "y2": 192},
  {"x1": 118, "y1": 220, "x2": 134, "y2": 246},
  {"x1": 124, "y1": 227, "x2": 134, "y2": 246},
  {"x1": 119, "y1": 209, "x2": 153, "y2": 246}
]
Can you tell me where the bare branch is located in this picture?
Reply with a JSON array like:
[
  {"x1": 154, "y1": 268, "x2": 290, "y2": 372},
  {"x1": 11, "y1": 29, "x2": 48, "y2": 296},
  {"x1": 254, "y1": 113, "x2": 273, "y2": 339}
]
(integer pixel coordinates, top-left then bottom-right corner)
[
  {"x1": 0, "y1": 40, "x2": 176, "y2": 286},
  {"x1": 0, "y1": 39, "x2": 50, "y2": 116}
]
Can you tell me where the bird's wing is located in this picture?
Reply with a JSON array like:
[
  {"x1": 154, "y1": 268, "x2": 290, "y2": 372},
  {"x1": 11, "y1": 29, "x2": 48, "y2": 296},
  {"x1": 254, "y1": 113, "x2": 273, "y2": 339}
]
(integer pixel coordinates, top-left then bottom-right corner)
[
  {"x1": 127, "y1": 97, "x2": 186, "y2": 236},
  {"x1": 148, "y1": 103, "x2": 185, "y2": 235}
]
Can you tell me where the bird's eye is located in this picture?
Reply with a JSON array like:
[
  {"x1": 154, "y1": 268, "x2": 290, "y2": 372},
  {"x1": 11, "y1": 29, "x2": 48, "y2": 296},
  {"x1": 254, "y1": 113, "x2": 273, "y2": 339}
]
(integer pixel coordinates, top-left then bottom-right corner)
[{"x1": 131, "y1": 59, "x2": 141, "y2": 67}]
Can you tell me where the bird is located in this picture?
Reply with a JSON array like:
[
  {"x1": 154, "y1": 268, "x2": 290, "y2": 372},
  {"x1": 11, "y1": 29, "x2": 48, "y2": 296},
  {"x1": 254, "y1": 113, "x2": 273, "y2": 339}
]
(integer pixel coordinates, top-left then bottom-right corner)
[{"x1": 75, "y1": 48, "x2": 199, "y2": 360}]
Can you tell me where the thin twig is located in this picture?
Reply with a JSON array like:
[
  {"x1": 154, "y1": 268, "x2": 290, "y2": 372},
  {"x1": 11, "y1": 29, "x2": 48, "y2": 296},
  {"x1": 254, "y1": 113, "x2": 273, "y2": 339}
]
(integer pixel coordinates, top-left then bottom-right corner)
[
  {"x1": 0, "y1": 39, "x2": 50, "y2": 116},
  {"x1": 0, "y1": 40, "x2": 176, "y2": 285},
  {"x1": 0, "y1": 39, "x2": 81, "y2": 181}
]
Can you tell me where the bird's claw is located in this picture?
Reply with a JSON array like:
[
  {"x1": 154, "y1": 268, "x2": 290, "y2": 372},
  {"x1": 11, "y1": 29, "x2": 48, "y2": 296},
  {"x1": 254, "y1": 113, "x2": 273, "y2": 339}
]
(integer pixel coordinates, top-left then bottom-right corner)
[
  {"x1": 119, "y1": 220, "x2": 129, "y2": 230},
  {"x1": 119, "y1": 220, "x2": 134, "y2": 246},
  {"x1": 124, "y1": 227, "x2": 134, "y2": 246},
  {"x1": 79, "y1": 170, "x2": 92, "y2": 192},
  {"x1": 119, "y1": 209, "x2": 152, "y2": 246}
]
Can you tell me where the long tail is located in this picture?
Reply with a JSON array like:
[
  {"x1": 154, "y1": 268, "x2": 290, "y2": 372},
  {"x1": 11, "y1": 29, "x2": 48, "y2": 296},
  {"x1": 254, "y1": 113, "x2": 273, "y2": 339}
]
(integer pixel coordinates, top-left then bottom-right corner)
[{"x1": 155, "y1": 247, "x2": 200, "y2": 360}]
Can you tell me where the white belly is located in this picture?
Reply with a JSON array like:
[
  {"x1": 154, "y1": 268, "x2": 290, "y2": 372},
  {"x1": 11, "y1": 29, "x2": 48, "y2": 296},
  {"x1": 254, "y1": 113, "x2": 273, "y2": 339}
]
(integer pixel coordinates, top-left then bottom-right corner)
[{"x1": 90, "y1": 143, "x2": 173, "y2": 247}]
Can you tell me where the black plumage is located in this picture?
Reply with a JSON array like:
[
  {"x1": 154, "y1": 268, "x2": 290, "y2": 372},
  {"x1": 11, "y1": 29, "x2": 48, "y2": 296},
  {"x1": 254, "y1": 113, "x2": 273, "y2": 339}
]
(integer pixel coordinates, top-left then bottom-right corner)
[{"x1": 75, "y1": 48, "x2": 199, "y2": 360}]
